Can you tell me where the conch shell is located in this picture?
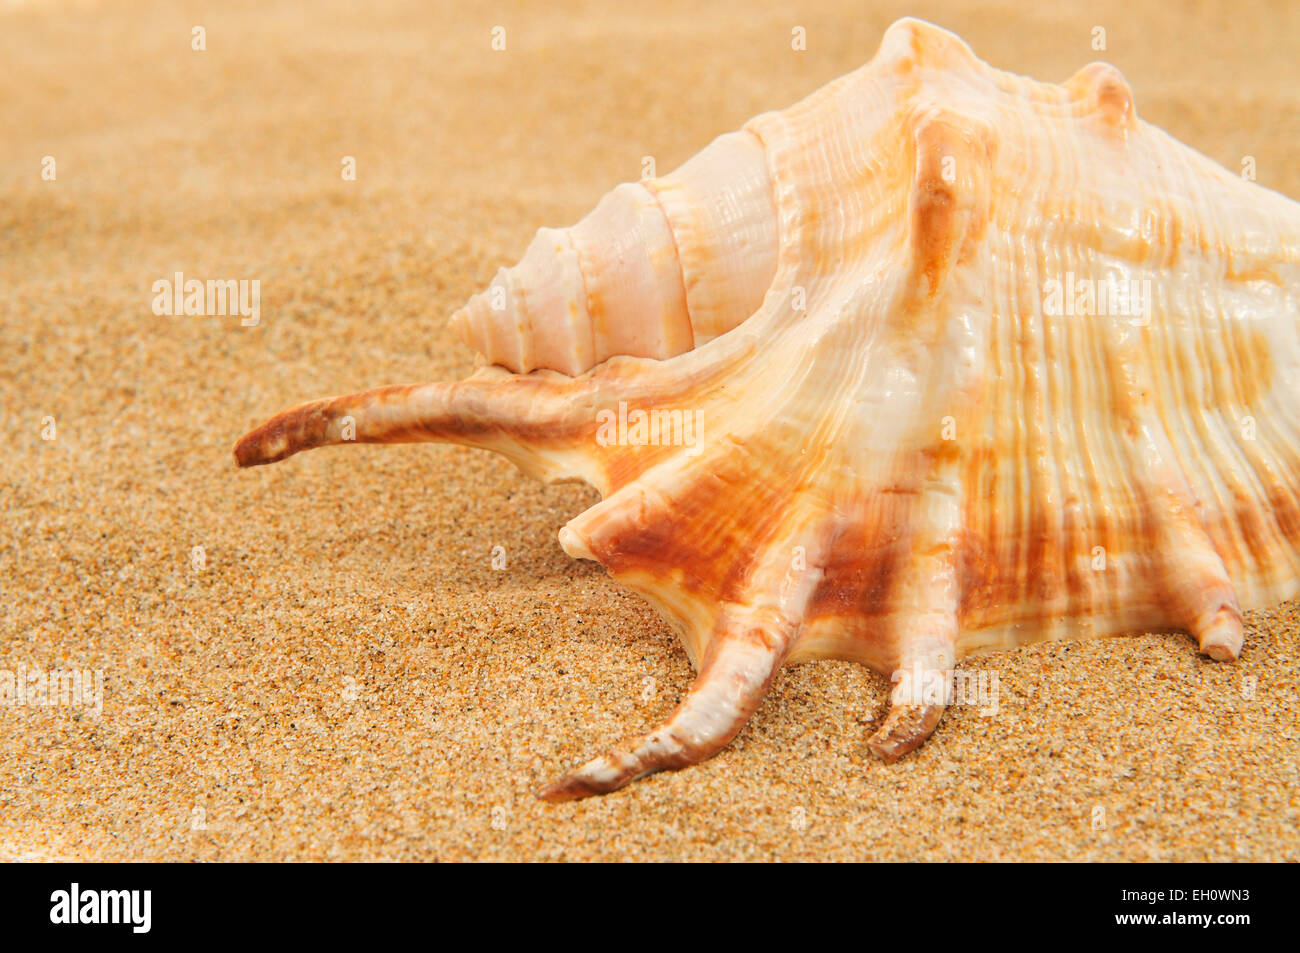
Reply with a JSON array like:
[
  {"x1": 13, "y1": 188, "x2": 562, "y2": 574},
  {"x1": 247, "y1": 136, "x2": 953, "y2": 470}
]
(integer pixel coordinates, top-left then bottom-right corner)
[{"x1": 235, "y1": 18, "x2": 1300, "y2": 799}]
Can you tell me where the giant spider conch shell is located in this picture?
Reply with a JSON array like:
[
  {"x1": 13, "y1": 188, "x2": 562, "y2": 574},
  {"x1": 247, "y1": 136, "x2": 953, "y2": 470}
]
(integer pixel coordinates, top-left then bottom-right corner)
[{"x1": 235, "y1": 18, "x2": 1300, "y2": 799}]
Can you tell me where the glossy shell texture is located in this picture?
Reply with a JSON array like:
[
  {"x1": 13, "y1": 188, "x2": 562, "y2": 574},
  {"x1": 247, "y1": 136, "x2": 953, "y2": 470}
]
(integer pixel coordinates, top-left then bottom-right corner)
[{"x1": 235, "y1": 18, "x2": 1300, "y2": 798}]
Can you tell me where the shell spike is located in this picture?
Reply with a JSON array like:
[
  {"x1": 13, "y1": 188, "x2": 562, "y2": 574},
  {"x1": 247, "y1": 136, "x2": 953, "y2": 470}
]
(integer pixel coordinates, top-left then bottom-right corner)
[
  {"x1": 867, "y1": 637, "x2": 955, "y2": 762},
  {"x1": 233, "y1": 370, "x2": 599, "y2": 483},
  {"x1": 537, "y1": 612, "x2": 796, "y2": 801},
  {"x1": 539, "y1": 515, "x2": 830, "y2": 799}
]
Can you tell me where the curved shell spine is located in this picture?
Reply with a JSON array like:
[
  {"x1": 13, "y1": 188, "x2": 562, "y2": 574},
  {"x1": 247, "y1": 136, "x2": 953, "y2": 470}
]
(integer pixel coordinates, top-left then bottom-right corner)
[{"x1": 235, "y1": 18, "x2": 1300, "y2": 799}]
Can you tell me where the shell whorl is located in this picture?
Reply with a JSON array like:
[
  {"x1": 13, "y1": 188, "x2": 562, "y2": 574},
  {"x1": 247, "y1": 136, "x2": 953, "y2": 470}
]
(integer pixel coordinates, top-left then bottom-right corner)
[{"x1": 449, "y1": 130, "x2": 779, "y2": 375}]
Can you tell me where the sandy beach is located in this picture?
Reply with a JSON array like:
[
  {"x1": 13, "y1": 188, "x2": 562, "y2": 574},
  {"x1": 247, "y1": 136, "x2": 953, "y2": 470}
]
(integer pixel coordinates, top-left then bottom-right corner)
[{"x1": 2, "y1": 0, "x2": 1298, "y2": 860}]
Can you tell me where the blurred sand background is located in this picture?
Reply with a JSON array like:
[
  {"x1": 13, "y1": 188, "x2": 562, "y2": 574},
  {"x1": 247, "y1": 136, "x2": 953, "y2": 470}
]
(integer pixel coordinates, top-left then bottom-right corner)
[{"x1": 2, "y1": 0, "x2": 1298, "y2": 861}]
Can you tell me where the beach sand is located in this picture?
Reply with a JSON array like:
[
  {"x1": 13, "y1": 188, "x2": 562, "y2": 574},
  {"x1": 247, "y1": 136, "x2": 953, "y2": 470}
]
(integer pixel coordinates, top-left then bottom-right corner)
[{"x1": 2, "y1": 0, "x2": 1298, "y2": 861}]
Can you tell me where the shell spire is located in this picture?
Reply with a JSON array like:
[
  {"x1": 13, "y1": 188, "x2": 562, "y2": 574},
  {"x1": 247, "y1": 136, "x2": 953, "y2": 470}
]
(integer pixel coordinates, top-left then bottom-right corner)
[{"x1": 449, "y1": 130, "x2": 780, "y2": 375}]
